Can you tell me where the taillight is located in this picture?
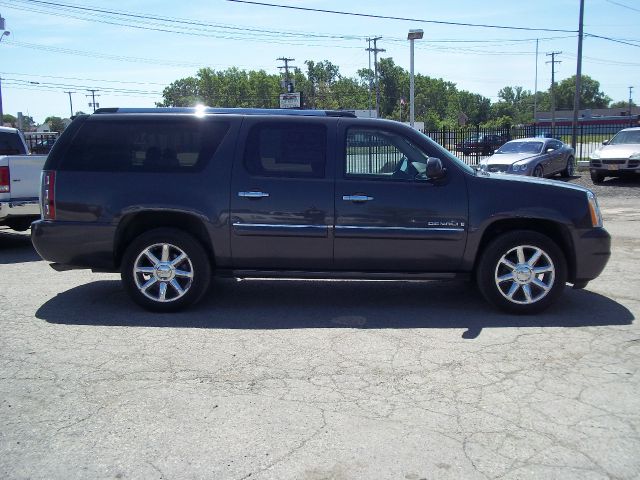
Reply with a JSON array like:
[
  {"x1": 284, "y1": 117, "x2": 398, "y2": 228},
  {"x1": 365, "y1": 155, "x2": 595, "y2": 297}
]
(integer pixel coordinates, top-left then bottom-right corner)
[
  {"x1": 42, "y1": 170, "x2": 56, "y2": 220},
  {"x1": 0, "y1": 166, "x2": 9, "y2": 193}
]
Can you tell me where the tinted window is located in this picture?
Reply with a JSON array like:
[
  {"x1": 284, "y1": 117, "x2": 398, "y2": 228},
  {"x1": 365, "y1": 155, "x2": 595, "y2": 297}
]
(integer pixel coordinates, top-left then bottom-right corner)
[
  {"x1": 244, "y1": 123, "x2": 326, "y2": 178},
  {"x1": 0, "y1": 131, "x2": 27, "y2": 155},
  {"x1": 610, "y1": 130, "x2": 640, "y2": 145},
  {"x1": 345, "y1": 128, "x2": 431, "y2": 180},
  {"x1": 60, "y1": 118, "x2": 230, "y2": 172}
]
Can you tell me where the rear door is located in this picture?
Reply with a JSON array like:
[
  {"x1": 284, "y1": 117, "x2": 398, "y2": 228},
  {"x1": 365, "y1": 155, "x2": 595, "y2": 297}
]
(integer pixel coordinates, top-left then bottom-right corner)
[
  {"x1": 229, "y1": 117, "x2": 335, "y2": 269},
  {"x1": 334, "y1": 121, "x2": 468, "y2": 272}
]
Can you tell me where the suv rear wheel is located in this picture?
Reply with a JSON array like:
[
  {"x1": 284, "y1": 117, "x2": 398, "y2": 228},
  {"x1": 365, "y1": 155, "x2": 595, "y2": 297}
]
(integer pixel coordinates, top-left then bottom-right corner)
[
  {"x1": 121, "y1": 228, "x2": 211, "y2": 312},
  {"x1": 476, "y1": 230, "x2": 567, "y2": 314}
]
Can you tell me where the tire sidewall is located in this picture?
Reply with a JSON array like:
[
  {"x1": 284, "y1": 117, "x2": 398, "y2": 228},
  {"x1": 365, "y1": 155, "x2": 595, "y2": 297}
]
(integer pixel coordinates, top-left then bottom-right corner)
[
  {"x1": 476, "y1": 230, "x2": 567, "y2": 314},
  {"x1": 121, "y1": 228, "x2": 211, "y2": 312},
  {"x1": 533, "y1": 165, "x2": 544, "y2": 178}
]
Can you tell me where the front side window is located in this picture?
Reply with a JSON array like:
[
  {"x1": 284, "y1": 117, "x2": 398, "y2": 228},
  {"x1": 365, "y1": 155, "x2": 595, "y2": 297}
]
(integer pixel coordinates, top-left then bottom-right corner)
[
  {"x1": 61, "y1": 118, "x2": 230, "y2": 172},
  {"x1": 243, "y1": 123, "x2": 326, "y2": 178},
  {"x1": 345, "y1": 128, "x2": 431, "y2": 180}
]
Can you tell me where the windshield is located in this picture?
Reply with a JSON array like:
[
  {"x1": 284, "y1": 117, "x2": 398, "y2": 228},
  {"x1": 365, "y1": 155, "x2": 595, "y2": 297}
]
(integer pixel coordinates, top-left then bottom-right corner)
[
  {"x1": 609, "y1": 130, "x2": 640, "y2": 145},
  {"x1": 496, "y1": 141, "x2": 543, "y2": 154}
]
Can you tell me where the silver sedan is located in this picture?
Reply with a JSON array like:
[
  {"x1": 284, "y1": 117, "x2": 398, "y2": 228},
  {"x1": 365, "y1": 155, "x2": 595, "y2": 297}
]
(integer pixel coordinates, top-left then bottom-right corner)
[{"x1": 479, "y1": 138, "x2": 575, "y2": 178}]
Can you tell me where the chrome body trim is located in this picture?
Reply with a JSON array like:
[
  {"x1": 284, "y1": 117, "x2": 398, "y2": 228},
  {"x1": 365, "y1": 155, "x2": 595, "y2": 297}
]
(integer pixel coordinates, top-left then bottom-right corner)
[{"x1": 238, "y1": 191, "x2": 270, "y2": 198}]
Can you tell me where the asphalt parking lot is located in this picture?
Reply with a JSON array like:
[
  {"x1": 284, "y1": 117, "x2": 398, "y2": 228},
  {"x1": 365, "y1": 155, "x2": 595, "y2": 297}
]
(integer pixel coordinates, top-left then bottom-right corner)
[{"x1": 1, "y1": 176, "x2": 639, "y2": 480}]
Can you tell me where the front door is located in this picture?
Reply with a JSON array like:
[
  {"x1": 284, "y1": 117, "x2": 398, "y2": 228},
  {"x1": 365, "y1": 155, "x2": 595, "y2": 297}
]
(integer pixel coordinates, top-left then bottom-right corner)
[
  {"x1": 229, "y1": 117, "x2": 335, "y2": 269},
  {"x1": 334, "y1": 123, "x2": 468, "y2": 272}
]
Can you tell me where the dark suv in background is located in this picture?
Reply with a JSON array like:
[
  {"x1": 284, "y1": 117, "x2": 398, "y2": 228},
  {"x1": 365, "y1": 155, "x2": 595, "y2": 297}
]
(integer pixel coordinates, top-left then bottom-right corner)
[
  {"x1": 32, "y1": 108, "x2": 610, "y2": 314},
  {"x1": 455, "y1": 134, "x2": 507, "y2": 155}
]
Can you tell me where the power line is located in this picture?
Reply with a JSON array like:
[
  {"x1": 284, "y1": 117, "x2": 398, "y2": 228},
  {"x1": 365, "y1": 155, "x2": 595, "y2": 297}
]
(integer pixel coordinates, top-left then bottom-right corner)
[
  {"x1": 585, "y1": 33, "x2": 640, "y2": 48},
  {"x1": 225, "y1": 0, "x2": 578, "y2": 33},
  {"x1": 606, "y1": 0, "x2": 640, "y2": 13}
]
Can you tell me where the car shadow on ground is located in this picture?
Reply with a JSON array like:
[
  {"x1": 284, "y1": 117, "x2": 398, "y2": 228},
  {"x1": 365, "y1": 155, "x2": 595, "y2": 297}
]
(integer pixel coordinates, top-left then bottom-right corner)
[
  {"x1": 0, "y1": 228, "x2": 40, "y2": 264},
  {"x1": 36, "y1": 278, "x2": 634, "y2": 339}
]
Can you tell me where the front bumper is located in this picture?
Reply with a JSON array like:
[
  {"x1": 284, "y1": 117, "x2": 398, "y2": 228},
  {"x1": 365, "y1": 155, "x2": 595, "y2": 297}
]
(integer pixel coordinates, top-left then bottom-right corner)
[
  {"x1": 572, "y1": 227, "x2": 611, "y2": 283},
  {"x1": 0, "y1": 198, "x2": 40, "y2": 221},
  {"x1": 590, "y1": 158, "x2": 640, "y2": 175}
]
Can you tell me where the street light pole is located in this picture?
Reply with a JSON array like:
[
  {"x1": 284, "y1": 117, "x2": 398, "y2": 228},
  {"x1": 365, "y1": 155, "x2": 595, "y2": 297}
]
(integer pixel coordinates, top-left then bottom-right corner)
[
  {"x1": 0, "y1": 28, "x2": 10, "y2": 123},
  {"x1": 407, "y1": 29, "x2": 423, "y2": 128}
]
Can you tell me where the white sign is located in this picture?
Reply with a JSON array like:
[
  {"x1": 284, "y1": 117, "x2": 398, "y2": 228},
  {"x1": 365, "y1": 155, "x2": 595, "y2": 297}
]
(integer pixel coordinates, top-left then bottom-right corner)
[{"x1": 279, "y1": 92, "x2": 301, "y2": 109}]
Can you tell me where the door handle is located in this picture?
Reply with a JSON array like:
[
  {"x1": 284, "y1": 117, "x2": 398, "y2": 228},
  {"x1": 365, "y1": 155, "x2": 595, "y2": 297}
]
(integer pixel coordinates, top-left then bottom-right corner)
[
  {"x1": 343, "y1": 195, "x2": 374, "y2": 202},
  {"x1": 238, "y1": 191, "x2": 270, "y2": 199}
]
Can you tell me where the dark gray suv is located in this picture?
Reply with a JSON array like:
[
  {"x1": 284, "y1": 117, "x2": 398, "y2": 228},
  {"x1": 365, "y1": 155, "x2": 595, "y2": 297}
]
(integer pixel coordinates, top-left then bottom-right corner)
[{"x1": 32, "y1": 108, "x2": 610, "y2": 314}]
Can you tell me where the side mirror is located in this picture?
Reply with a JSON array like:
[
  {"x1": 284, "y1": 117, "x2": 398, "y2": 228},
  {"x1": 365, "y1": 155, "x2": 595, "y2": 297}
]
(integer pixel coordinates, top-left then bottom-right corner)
[
  {"x1": 546, "y1": 148, "x2": 554, "y2": 153},
  {"x1": 602, "y1": 140, "x2": 609, "y2": 145},
  {"x1": 425, "y1": 157, "x2": 446, "y2": 180}
]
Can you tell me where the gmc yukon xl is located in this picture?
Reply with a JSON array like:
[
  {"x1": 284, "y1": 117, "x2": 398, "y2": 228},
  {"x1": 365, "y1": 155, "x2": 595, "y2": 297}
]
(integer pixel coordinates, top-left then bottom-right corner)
[{"x1": 31, "y1": 108, "x2": 610, "y2": 313}]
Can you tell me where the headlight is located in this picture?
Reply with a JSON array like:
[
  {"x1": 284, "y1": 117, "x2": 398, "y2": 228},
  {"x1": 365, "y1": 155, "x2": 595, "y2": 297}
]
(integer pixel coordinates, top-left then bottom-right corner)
[
  {"x1": 587, "y1": 191, "x2": 603, "y2": 228},
  {"x1": 590, "y1": 149, "x2": 601, "y2": 160},
  {"x1": 512, "y1": 163, "x2": 528, "y2": 172},
  {"x1": 630, "y1": 152, "x2": 640, "y2": 160}
]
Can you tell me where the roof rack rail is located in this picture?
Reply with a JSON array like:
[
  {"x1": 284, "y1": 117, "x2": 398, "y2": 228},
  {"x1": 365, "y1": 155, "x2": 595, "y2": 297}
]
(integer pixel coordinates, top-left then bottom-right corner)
[{"x1": 93, "y1": 107, "x2": 357, "y2": 118}]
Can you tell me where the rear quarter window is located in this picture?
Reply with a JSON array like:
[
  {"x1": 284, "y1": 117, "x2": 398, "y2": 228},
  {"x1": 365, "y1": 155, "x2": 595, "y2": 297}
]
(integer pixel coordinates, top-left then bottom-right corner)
[
  {"x1": 0, "y1": 131, "x2": 27, "y2": 155},
  {"x1": 59, "y1": 118, "x2": 230, "y2": 172}
]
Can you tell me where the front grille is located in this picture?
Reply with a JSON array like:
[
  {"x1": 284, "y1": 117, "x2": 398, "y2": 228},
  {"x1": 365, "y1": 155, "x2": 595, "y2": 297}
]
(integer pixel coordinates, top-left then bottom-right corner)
[
  {"x1": 602, "y1": 159, "x2": 626, "y2": 165},
  {"x1": 488, "y1": 164, "x2": 510, "y2": 173}
]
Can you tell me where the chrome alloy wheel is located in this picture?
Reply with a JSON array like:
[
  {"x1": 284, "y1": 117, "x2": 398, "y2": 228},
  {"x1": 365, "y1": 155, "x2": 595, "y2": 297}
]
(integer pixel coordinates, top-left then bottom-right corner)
[
  {"x1": 133, "y1": 243, "x2": 194, "y2": 303},
  {"x1": 494, "y1": 245, "x2": 555, "y2": 305}
]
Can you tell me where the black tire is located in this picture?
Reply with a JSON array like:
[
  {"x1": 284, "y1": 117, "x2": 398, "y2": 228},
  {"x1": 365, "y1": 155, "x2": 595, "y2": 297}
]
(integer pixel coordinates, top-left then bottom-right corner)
[
  {"x1": 590, "y1": 171, "x2": 605, "y2": 184},
  {"x1": 121, "y1": 228, "x2": 211, "y2": 312},
  {"x1": 476, "y1": 230, "x2": 567, "y2": 314},
  {"x1": 5, "y1": 218, "x2": 34, "y2": 231},
  {"x1": 533, "y1": 165, "x2": 544, "y2": 178},
  {"x1": 561, "y1": 156, "x2": 575, "y2": 178}
]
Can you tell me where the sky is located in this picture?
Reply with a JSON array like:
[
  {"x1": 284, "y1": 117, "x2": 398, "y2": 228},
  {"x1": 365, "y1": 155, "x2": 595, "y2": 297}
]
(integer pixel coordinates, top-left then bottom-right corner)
[{"x1": 0, "y1": 0, "x2": 638, "y2": 124}]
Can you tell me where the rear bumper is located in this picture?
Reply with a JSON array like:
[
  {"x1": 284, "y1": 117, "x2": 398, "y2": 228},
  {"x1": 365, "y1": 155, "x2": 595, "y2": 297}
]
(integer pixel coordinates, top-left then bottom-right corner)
[
  {"x1": 572, "y1": 227, "x2": 611, "y2": 283},
  {"x1": 31, "y1": 220, "x2": 118, "y2": 271},
  {"x1": 0, "y1": 198, "x2": 40, "y2": 221}
]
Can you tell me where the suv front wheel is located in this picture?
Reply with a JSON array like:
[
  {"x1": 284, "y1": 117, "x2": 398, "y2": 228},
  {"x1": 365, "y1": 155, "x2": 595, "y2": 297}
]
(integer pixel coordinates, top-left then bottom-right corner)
[
  {"x1": 121, "y1": 228, "x2": 211, "y2": 312},
  {"x1": 476, "y1": 230, "x2": 567, "y2": 314}
]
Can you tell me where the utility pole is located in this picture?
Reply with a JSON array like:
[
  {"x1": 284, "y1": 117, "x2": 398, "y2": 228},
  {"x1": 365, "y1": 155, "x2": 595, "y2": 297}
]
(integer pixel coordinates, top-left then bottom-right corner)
[
  {"x1": 86, "y1": 89, "x2": 100, "y2": 112},
  {"x1": 629, "y1": 86, "x2": 634, "y2": 118},
  {"x1": 64, "y1": 91, "x2": 75, "y2": 117},
  {"x1": 366, "y1": 37, "x2": 385, "y2": 118},
  {"x1": 366, "y1": 38, "x2": 373, "y2": 117},
  {"x1": 571, "y1": 0, "x2": 584, "y2": 150},
  {"x1": 546, "y1": 51, "x2": 562, "y2": 137},
  {"x1": 277, "y1": 57, "x2": 296, "y2": 91},
  {"x1": 533, "y1": 39, "x2": 538, "y2": 129}
]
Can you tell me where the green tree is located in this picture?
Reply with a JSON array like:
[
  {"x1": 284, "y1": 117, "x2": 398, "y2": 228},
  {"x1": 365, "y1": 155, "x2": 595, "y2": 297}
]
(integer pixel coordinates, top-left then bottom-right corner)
[
  {"x1": 610, "y1": 100, "x2": 636, "y2": 110},
  {"x1": 44, "y1": 116, "x2": 65, "y2": 132},
  {"x1": 2, "y1": 114, "x2": 17, "y2": 127},
  {"x1": 554, "y1": 75, "x2": 611, "y2": 110}
]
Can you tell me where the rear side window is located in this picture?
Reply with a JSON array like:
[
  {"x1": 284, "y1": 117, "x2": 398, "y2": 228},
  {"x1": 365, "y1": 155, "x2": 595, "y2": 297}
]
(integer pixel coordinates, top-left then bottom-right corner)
[
  {"x1": 0, "y1": 131, "x2": 27, "y2": 155},
  {"x1": 60, "y1": 118, "x2": 230, "y2": 172},
  {"x1": 243, "y1": 122, "x2": 326, "y2": 178}
]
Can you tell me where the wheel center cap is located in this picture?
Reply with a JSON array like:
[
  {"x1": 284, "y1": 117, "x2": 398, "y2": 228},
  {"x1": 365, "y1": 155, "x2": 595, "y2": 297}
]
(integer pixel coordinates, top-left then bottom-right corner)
[
  {"x1": 514, "y1": 265, "x2": 533, "y2": 284},
  {"x1": 155, "y1": 263, "x2": 174, "y2": 281}
]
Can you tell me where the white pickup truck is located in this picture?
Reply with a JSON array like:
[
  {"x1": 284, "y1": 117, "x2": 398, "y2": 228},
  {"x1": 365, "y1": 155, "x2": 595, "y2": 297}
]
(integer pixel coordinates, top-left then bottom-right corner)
[{"x1": 0, "y1": 126, "x2": 48, "y2": 231}]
